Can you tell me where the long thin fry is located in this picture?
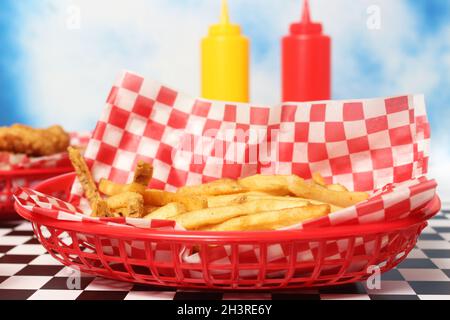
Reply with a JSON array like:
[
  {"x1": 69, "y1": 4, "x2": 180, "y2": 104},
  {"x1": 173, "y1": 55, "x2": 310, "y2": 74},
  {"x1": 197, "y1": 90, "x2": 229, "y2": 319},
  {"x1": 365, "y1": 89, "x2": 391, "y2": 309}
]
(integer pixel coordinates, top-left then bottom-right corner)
[
  {"x1": 327, "y1": 184, "x2": 348, "y2": 192},
  {"x1": 177, "y1": 178, "x2": 246, "y2": 196},
  {"x1": 312, "y1": 172, "x2": 326, "y2": 186},
  {"x1": 144, "y1": 202, "x2": 186, "y2": 220},
  {"x1": 202, "y1": 205, "x2": 330, "y2": 231},
  {"x1": 240, "y1": 194, "x2": 343, "y2": 213},
  {"x1": 67, "y1": 147, "x2": 99, "y2": 206},
  {"x1": 174, "y1": 199, "x2": 309, "y2": 230},
  {"x1": 237, "y1": 175, "x2": 291, "y2": 195},
  {"x1": 287, "y1": 175, "x2": 369, "y2": 208},
  {"x1": 67, "y1": 147, "x2": 109, "y2": 217},
  {"x1": 143, "y1": 189, "x2": 207, "y2": 211},
  {"x1": 207, "y1": 192, "x2": 273, "y2": 208}
]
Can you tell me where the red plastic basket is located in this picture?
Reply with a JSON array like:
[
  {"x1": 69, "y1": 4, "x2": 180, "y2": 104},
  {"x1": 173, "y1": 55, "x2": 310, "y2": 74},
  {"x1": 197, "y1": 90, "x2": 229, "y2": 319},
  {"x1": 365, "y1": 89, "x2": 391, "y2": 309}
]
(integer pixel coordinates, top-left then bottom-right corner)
[
  {"x1": 0, "y1": 167, "x2": 73, "y2": 218},
  {"x1": 15, "y1": 173, "x2": 441, "y2": 290}
]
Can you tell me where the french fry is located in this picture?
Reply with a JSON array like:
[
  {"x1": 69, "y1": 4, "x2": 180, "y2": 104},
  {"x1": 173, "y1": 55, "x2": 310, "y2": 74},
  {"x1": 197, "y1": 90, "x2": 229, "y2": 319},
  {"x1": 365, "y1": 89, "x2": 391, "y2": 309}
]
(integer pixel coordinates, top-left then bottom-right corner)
[
  {"x1": 287, "y1": 175, "x2": 369, "y2": 208},
  {"x1": 207, "y1": 192, "x2": 272, "y2": 208},
  {"x1": 92, "y1": 199, "x2": 110, "y2": 218},
  {"x1": 312, "y1": 172, "x2": 326, "y2": 186},
  {"x1": 99, "y1": 179, "x2": 207, "y2": 211},
  {"x1": 99, "y1": 179, "x2": 146, "y2": 196},
  {"x1": 145, "y1": 205, "x2": 160, "y2": 214},
  {"x1": 239, "y1": 194, "x2": 343, "y2": 213},
  {"x1": 143, "y1": 189, "x2": 207, "y2": 211},
  {"x1": 144, "y1": 202, "x2": 187, "y2": 220},
  {"x1": 67, "y1": 147, "x2": 110, "y2": 217},
  {"x1": 177, "y1": 178, "x2": 246, "y2": 196},
  {"x1": 107, "y1": 192, "x2": 144, "y2": 218},
  {"x1": 96, "y1": 161, "x2": 367, "y2": 230},
  {"x1": 327, "y1": 184, "x2": 349, "y2": 192},
  {"x1": 237, "y1": 175, "x2": 292, "y2": 195},
  {"x1": 133, "y1": 160, "x2": 153, "y2": 186},
  {"x1": 99, "y1": 179, "x2": 125, "y2": 196},
  {"x1": 68, "y1": 147, "x2": 100, "y2": 206},
  {"x1": 126, "y1": 183, "x2": 147, "y2": 195},
  {"x1": 202, "y1": 205, "x2": 330, "y2": 231},
  {"x1": 174, "y1": 199, "x2": 309, "y2": 230}
]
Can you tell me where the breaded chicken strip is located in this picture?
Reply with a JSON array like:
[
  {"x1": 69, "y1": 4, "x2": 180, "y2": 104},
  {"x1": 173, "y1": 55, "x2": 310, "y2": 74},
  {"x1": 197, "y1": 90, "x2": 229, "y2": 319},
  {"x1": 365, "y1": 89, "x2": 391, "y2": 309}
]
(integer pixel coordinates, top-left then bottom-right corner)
[{"x1": 0, "y1": 124, "x2": 70, "y2": 156}]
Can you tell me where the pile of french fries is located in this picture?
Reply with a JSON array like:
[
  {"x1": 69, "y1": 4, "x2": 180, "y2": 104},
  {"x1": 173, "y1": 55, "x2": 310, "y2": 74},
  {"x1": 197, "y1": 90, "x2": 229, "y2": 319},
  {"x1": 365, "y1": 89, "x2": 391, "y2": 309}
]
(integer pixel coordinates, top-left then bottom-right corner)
[{"x1": 68, "y1": 147, "x2": 369, "y2": 232}]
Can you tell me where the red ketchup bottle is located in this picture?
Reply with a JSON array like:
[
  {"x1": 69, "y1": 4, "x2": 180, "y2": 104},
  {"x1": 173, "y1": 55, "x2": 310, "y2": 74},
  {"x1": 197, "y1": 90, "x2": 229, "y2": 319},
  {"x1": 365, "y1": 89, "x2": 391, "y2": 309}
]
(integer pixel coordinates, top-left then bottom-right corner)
[{"x1": 282, "y1": 0, "x2": 331, "y2": 102}]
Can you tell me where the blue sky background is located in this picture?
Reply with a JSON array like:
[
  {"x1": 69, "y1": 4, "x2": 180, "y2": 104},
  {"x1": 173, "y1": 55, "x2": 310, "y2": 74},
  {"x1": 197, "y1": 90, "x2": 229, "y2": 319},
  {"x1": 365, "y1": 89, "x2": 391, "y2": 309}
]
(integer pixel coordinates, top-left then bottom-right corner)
[{"x1": 0, "y1": 0, "x2": 449, "y2": 201}]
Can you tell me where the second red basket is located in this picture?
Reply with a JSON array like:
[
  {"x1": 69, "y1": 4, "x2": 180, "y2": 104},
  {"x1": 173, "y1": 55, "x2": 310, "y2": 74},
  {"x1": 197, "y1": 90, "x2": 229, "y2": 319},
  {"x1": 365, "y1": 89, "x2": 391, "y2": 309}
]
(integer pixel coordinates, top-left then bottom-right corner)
[{"x1": 0, "y1": 167, "x2": 73, "y2": 218}]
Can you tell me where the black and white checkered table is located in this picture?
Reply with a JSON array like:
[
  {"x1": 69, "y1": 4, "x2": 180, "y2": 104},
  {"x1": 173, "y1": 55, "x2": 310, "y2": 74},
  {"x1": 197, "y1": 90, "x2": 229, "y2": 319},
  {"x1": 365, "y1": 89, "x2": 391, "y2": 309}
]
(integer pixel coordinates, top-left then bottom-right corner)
[{"x1": 1, "y1": 212, "x2": 450, "y2": 300}]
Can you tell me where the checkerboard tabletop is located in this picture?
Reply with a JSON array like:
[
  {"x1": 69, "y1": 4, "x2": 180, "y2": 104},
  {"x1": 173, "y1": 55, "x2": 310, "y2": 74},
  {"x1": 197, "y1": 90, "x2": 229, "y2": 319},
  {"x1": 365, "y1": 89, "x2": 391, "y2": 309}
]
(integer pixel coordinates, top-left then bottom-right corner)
[{"x1": 1, "y1": 211, "x2": 449, "y2": 301}]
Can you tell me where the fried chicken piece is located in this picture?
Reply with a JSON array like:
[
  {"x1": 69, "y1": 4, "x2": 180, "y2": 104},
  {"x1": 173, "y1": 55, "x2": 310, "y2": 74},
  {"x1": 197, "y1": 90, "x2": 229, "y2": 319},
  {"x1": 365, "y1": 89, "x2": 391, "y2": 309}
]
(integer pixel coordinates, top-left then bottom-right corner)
[{"x1": 0, "y1": 124, "x2": 70, "y2": 156}]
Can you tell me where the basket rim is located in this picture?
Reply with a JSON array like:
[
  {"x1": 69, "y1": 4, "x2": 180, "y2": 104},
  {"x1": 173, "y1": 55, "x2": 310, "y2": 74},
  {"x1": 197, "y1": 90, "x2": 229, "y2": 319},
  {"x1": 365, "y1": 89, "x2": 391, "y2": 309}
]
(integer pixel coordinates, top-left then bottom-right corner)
[
  {"x1": 0, "y1": 166, "x2": 73, "y2": 177},
  {"x1": 13, "y1": 173, "x2": 441, "y2": 243}
]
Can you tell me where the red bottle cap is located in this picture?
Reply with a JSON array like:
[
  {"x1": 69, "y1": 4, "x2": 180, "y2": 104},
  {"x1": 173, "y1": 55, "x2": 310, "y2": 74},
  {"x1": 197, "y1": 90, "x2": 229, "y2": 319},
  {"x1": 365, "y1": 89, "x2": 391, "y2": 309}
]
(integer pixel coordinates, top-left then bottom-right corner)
[{"x1": 290, "y1": 0, "x2": 323, "y2": 35}]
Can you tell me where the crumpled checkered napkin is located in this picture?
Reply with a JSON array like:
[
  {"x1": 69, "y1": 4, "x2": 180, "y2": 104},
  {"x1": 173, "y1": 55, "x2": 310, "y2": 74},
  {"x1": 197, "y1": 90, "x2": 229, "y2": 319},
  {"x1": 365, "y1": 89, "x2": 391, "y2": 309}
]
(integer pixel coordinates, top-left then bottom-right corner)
[{"x1": 14, "y1": 71, "x2": 438, "y2": 269}]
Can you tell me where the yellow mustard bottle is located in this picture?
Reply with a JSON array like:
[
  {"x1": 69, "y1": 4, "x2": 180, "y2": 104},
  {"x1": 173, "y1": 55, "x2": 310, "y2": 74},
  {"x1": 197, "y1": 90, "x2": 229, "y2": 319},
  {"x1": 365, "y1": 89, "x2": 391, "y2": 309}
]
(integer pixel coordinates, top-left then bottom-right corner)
[{"x1": 201, "y1": 0, "x2": 250, "y2": 102}]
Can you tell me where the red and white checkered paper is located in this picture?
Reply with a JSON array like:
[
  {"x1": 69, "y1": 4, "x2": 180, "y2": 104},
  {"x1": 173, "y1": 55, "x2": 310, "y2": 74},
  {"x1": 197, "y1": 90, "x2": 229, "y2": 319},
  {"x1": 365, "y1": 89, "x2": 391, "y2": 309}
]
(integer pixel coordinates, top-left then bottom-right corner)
[
  {"x1": 13, "y1": 71, "x2": 438, "y2": 276},
  {"x1": 0, "y1": 132, "x2": 91, "y2": 171}
]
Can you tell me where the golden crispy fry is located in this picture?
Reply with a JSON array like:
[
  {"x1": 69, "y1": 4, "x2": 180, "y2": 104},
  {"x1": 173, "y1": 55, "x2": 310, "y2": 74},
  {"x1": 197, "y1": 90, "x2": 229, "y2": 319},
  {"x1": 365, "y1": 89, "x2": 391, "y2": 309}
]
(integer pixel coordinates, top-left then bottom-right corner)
[
  {"x1": 236, "y1": 194, "x2": 343, "y2": 213},
  {"x1": 327, "y1": 184, "x2": 349, "y2": 192},
  {"x1": 99, "y1": 179, "x2": 124, "y2": 196},
  {"x1": 237, "y1": 175, "x2": 292, "y2": 196},
  {"x1": 126, "y1": 183, "x2": 147, "y2": 195},
  {"x1": 202, "y1": 205, "x2": 330, "y2": 231},
  {"x1": 287, "y1": 175, "x2": 369, "y2": 208},
  {"x1": 67, "y1": 147, "x2": 105, "y2": 211},
  {"x1": 174, "y1": 199, "x2": 309, "y2": 230},
  {"x1": 99, "y1": 179, "x2": 146, "y2": 196},
  {"x1": 177, "y1": 178, "x2": 246, "y2": 196},
  {"x1": 98, "y1": 178, "x2": 207, "y2": 211},
  {"x1": 98, "y1": 166, "x2": 366, "y2": 230},
  {"x1": 92, "y1": 199, "x2": 110, "y2": 218},
  {"x1": 143, "y1": 189, "x2": 207, "y2": 211},
  {"x1": 207, "y1": 194, "x2": 248, "y2": 208},
  {"x1": 312, "y1": 172, "x2": 326, "y2": 186},
  {"x1": 311, "y1": 172, "x2": 350, "y2": 195},
  {"x1": 133, "y1": 161, "x2": 153, "y2": 186},
  {"x1": 107, "y1": 192, "x2": 144, "y2": 218},
  {"x1": 145, "y1": 205, "x2": 159, "y2": 214},
  {"x1": 144, "y1": 202, "x2": 187, "y2": 220},
  {"x1": 0, "y1": 124, "x2": 70, "y2": 156},
  {"x1": 107, "y1": 191, "x2": 143, "y2": 209},
  {"x1": 207, "y1": 192, "x2": 274, "y2": 208},
  {"x1": 112, "y1": 204, "x2": 160, "y2": 218}
]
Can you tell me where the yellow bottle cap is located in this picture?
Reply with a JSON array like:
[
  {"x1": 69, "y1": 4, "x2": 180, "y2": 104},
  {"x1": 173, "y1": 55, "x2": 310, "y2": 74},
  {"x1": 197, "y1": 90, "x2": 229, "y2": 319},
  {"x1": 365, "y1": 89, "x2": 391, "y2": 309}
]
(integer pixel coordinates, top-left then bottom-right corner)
[{"x1": 209, "y1": 0, "x2": 241, "y2": 36}]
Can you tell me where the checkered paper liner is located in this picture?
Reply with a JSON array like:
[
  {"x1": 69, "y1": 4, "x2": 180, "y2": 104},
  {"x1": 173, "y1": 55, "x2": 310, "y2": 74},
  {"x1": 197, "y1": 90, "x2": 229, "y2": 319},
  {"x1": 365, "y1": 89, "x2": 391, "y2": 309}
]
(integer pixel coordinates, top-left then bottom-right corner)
[
  {"x1": 13, "y1": 71, "x2": 438, "y2": 278},
  {"x1": 0, "y1": 132, "x2": 91, "y2": 171}
]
